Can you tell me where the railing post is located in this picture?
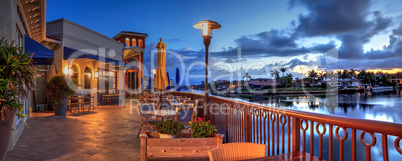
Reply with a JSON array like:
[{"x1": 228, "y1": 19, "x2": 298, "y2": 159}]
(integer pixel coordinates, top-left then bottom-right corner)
[
  {"x1": 244, "y1": 105, "x2": 252, "y2": 142},
  {"x1": 225, "y1": 103, "x2": 229, "y2": 143},
  {"x1": 292, "y1": 118, "x2": 300, "y2": 152}
]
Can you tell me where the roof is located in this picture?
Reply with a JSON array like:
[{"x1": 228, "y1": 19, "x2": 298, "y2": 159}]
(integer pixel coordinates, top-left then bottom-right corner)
[
  {"x1": 247, "y1": 79, "x2": 279, "y2": 86},
  {"x1": 113, "y1": 31, "x2": 148, "y2": 40}
]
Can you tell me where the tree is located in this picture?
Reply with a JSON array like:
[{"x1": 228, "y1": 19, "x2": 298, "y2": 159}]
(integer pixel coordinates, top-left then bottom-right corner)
[
  {"x1": 349, "y1": 69, "x2": 357, "y2": 77},
  {"x1": 280, "y1": 67, "x2": 287, "y2": 78},
  {"x1": 286, "y1": 73, "x2": 293, "y2": 80},
  {"x1": 270, "y1": 69, "x2": 280, "y2": 80},
  {"x1": 243, "y1": 72, "x2": 252, "y2": 82},
  {"x1": 308, "y1": 69, "x2": 318, "y2": 83}
]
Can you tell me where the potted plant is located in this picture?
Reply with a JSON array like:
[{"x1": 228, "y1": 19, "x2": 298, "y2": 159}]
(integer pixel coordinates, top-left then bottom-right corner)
[
  {"x1": 46, "y1": 74, "x2": 77, "y2": 116},
  {"x1": 189, "y1": 117, "x2": 216, "y2": 138},
  {"x1": 154, "y1": 120, "x2": 183, "y2": 138},
  {"x1": 0, "y1": 38, "x2": 36, "y2": 161}
]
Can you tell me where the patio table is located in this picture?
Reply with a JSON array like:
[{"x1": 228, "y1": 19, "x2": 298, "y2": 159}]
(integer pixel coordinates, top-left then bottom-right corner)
[{"x1": 142, "y1": 110, "x2": 176, "y2": 121}]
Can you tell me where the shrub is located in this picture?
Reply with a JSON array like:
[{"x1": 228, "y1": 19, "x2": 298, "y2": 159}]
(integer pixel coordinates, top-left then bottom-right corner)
[
  {"x1": 155, "y1": 120, "x2": 183, "y2": 135},
  {"x1": 0, "y1": 38, "x2": 37, "y2": 124},
  {"x1": 46, "y1": 74, "x2": 77, "y2": 107},
  {"x1": 189, "y1": 117, "x2": 216, "y2": 138}
]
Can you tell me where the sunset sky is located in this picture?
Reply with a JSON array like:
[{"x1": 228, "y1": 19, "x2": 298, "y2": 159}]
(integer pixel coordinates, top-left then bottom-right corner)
[{"x1": 47, "y1": 0, "x2": 402, "y2": 84}]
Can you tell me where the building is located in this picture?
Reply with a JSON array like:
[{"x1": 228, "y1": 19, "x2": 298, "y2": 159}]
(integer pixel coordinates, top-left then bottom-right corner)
[
  {"x1": 46, "y1": 18, "x2": 141, "y2": 105},
  {"x1": 247, "y1": 78, "x2": 279, "y2": 88},
  {"x1": 113, "y1": 31, "x2": 148, "y2": 95},
  {"x1": 0, "y1": 0, "x2": 59, "y2": 150}
]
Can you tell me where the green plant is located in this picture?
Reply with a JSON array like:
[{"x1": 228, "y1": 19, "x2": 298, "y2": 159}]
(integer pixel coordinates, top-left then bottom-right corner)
[
  {"x1": 46, "y1": 74, "x2": 77, "y2": 107},
  {"x1": 189, "y1": 117, "x2": 216, "y2": 138},
  {"x1": 0, "y1": 38, "x2": 37, "y2": 125},
  {"x1": 155, "y1": 120, "x2": 183, "y2": 135}
]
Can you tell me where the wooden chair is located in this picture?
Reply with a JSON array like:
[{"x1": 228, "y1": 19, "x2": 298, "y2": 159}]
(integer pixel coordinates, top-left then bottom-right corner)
[
  {"x1": 184, "y1": 100, "x2": 198, "y2": 115},
  {"x1": 208, "y1": 143, "x2": 266, "y2": 161},
  {"x1": 157, "y1": 100, "x2": 172, "y2": 110},
  {"x1": 175, "y1": 104, "x2": 194, "y2": 129},
  {"x1": 178, "y1": 98, "x2": 190, "y2": 103},
  {"x1": 138, "y1": 104, "x2": 159, "y2": 137},
  {"x1": 82, "y1": 90, "x2": 91, "y2": 111}
]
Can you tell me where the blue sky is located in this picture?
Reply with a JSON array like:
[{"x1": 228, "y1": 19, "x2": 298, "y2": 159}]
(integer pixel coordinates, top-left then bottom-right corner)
[{"x1": 47, "y1": 0, "x2": 402, "y2": 85}]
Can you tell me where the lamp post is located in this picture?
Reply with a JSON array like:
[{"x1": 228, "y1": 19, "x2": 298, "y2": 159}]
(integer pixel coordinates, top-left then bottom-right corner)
[{"x1": 194, "y1": 20, "x2": 221, "y2": 118}]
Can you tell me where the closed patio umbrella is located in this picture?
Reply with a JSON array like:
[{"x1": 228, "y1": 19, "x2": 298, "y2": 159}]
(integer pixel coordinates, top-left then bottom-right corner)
[
  {"x1": 176, "y1": 68, "x2": 181, "y2": 91},
  {"x1": 166, "y1": 72, "x2": 171, "y2": 90},
  {"x1": 154, "y1": 38, "x2": 168, "y2": 102}
]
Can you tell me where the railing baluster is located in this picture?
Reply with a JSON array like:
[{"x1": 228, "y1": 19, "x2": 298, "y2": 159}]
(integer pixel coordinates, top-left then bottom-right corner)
[
  {"x1": 352, "y1": 129, "x2": 356, "y2": 161},
  {"x1": 267, "y1": 111, "x2": 271, "y2": 156},
  {"x1": 280, "y1": 115, "x2": 286, "y2": 154},
  {"x1": 301, "y1": 119, "x2": 309, "y2": 152},
  {"x1": 360, "y1": 131, "x2": 377, "y2": 161},
  {"x1": 316, "y1": 123, "x2": 326, "y2": 160},
  {"x1": 382, "y1": 134, "x2": 389, "y2": 161},
  {"x1": 292, "y1": 118, "x2": 300, "y2": 152},
  {"x1": 271, "y1": 113, "x2": 276, "y2": 155},
  {"x1": 310, "y1": 120, "x2": 314, "y2": 156},
  {"x1": 329, "y1": 124, "x2": 333, "y2": 161},
  {"x1": 336, "y1": 126, "x2": 348, "y2": 161},
  {"x1": 276, "y1": 114, "x2": 279, "y2": 155},
  {"x1": 287, "y1": 116, "x2": 291, "y2": 153},
  {"x1": 260, "y1": 110, "x2": 263, "y2": 144}
]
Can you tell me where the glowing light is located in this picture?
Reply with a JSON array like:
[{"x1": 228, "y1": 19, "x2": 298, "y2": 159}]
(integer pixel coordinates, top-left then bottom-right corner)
[
  {"x1": 94, "y1": 71, "x2": 98, "y2": 78},
  {"x1": 68, "y1": 69, "x2": 73, "y2": 75},
  {"x1": 64, "y1": 66, "x2": 68, "y2": 75},
  {"x1": 151, "y1": 69, "x2": 156, "y2": 75},
  {"x1": 202, "y1": 23, "x2": 209, "y2": 36},
  {"x1": 88, "y1": 73, "x2": 91, "y2": 77}
]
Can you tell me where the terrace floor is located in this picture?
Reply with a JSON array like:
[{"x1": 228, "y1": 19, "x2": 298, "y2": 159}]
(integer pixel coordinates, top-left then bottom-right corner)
[{"x1": 6, "y1": 104, "x2": 142, "y2": 161}]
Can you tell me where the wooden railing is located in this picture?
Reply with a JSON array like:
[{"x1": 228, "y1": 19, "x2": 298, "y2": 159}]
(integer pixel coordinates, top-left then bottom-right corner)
[{"x1": 171, "y1": 91, "x2": 402, "y2": 161}]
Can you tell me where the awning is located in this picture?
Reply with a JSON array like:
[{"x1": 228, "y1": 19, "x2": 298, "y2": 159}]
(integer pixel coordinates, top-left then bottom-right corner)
[
  {"x1": 63, "y1": 47, "x2": 138, "y2": 69},
  {"x1": 24, "y1": 35, "x2": 54, "y2": 65}
]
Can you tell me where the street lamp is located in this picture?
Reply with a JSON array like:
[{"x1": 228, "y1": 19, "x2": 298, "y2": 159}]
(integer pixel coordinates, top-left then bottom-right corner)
[
  {"x1": 194, "y1": 20, "x2": 221, "y2": 118},
  {"x1": 151, "y1": 69, "x2": 156, "y2": 91}
]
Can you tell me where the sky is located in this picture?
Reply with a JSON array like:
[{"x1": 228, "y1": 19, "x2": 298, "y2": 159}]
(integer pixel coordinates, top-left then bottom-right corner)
[{"x1": 47, "y1": 0, "x2": 402, "y2": 85}]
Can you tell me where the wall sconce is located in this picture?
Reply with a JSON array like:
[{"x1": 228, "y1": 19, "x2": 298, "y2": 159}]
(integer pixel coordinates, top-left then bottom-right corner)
[
  {"x1": 94, "y1": 71, "x2": 99, "y2": 78},
  {"x1": 64, "y1": 66, "x2": 69, "y2": 75},
  {"x1": 68, "y1": 69, "x2": 73, "y2": 75}
]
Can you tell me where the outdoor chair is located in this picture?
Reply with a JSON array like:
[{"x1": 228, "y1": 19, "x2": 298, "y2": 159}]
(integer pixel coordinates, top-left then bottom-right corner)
[
  {"x1": 68, "y1": 93, "x2": 81, "y2": 113},
  {"x1": 208, "y1": 143, "x2": 266, "y2": 161},
  {"x1": 82, "y1": 90, "x2": 91, "y2": 111},
  {"x1": 138, "y1": 104, "x2": 159, "y2": 137},
  {"x1": 175, "y1": 104, "x2": 195, "y2": 129},
  {"x1": 158, "y1": 100, "x2": 172, "y2": 110},
  {"x1": 178, "y1": 98, "x2": 190, "y2": 103},
  {"x1": 184, "y1": 100, "x2": 198, "y2": 115}
]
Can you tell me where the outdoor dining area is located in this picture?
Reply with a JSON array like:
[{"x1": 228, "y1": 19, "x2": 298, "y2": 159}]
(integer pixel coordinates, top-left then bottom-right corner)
[{"x1": 67, "y1": 90, "x2": 95, "y2": 113}]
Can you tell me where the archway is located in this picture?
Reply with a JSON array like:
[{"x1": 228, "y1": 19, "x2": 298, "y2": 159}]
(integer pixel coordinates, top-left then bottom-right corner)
[{"x1": 84, "y1": 66, "x2": 92, "y2": 89}]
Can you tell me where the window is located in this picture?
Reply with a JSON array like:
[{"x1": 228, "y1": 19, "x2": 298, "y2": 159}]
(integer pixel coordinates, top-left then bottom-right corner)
[
  {"x1": 138, "y1": 39, "x2": 143, "y2": 47},
  {"x1": 15, "y1": 27, "x2": 23, "y2": 47},
  {"x1": 125, "y1": 38, "x2": 130, "y2": 46},
  {"x1": 84, "y1": 67, "x2": 92, "y2": 89},
  {"x1": 132, "y1": 38, "x2": 136, "y2": 46}
]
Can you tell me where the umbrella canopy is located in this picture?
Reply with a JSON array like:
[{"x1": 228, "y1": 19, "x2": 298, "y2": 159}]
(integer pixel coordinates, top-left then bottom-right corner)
[
  {"x1": 176, "y1": 68, "x2": 181, "y2": 91},
  {"x1": 154, "y1": 38, "x2": 168, "y2": 90},
  {"x1": 166, "y1": 72, "x2": 171, "y2": 90},
  {"x1": 148, "y1": 76, "x2": 152, "y2": 90}
]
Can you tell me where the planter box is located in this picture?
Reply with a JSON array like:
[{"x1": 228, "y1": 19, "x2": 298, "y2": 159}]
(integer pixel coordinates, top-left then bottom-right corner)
[{"x1": 140, "y1": 132, "x2": 223, "y2": 161}]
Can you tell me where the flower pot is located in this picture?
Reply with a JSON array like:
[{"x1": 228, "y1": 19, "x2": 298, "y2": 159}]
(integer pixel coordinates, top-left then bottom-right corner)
[
  {"x1": 55, "y1": 97, "x2": 68, "y2": 116},
  {"x1": 0, "y1": 114, "x2": 15, "y2": 161},
  {"x1": 159, "y1": 133, "x2": 176, "y2": 138}
]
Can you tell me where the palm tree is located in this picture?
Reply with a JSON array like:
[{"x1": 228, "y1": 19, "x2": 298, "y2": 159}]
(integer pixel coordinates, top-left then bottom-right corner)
[
  {"x1": 349, "y1": 69, "x2": 357, "y2": 78},
  {"x1": 318, "y1": 71, "x2": 326, "y2": 81},
  {"x1": 280, "y1": 67, "x2": 286, "y2": 78},
  {"x1": 308, "y1": 69, "x2": 318, "y2": 84},
  {"x1": 243, "y1": 72, "x2": 251, "y2": 82},
  {"x1": 287, "y1": 73, "x2": 293, "y2": 80},
  {"x1": 270, "y1": 69, "x2": 280, "y2": 80},
  {"x1": 342, "y1": 69, "x2": 350, "y2": 79}
]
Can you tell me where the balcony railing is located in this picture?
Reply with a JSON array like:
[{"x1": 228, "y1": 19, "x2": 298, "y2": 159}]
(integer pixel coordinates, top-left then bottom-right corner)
[{"x1": 171, "y1": 91, "x2": 402, "y2": 161}]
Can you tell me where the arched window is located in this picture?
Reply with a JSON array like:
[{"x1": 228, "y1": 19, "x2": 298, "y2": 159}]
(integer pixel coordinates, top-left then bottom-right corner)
[
  {"x1": 71, "y1": 64, "x2": 79, "y2": 80},
  {"x1": 125, "y1": 38, "x2": 130, "y2": 46},
  {"x1": 84, "y1": 67, "x2": 92, "y2": 89},
  {"x1": 132, "y1": 38, "x2": 136, "y2": 46},
  {"x1": 138, "y1": 39, "x2": 143, "y2": 47}
]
